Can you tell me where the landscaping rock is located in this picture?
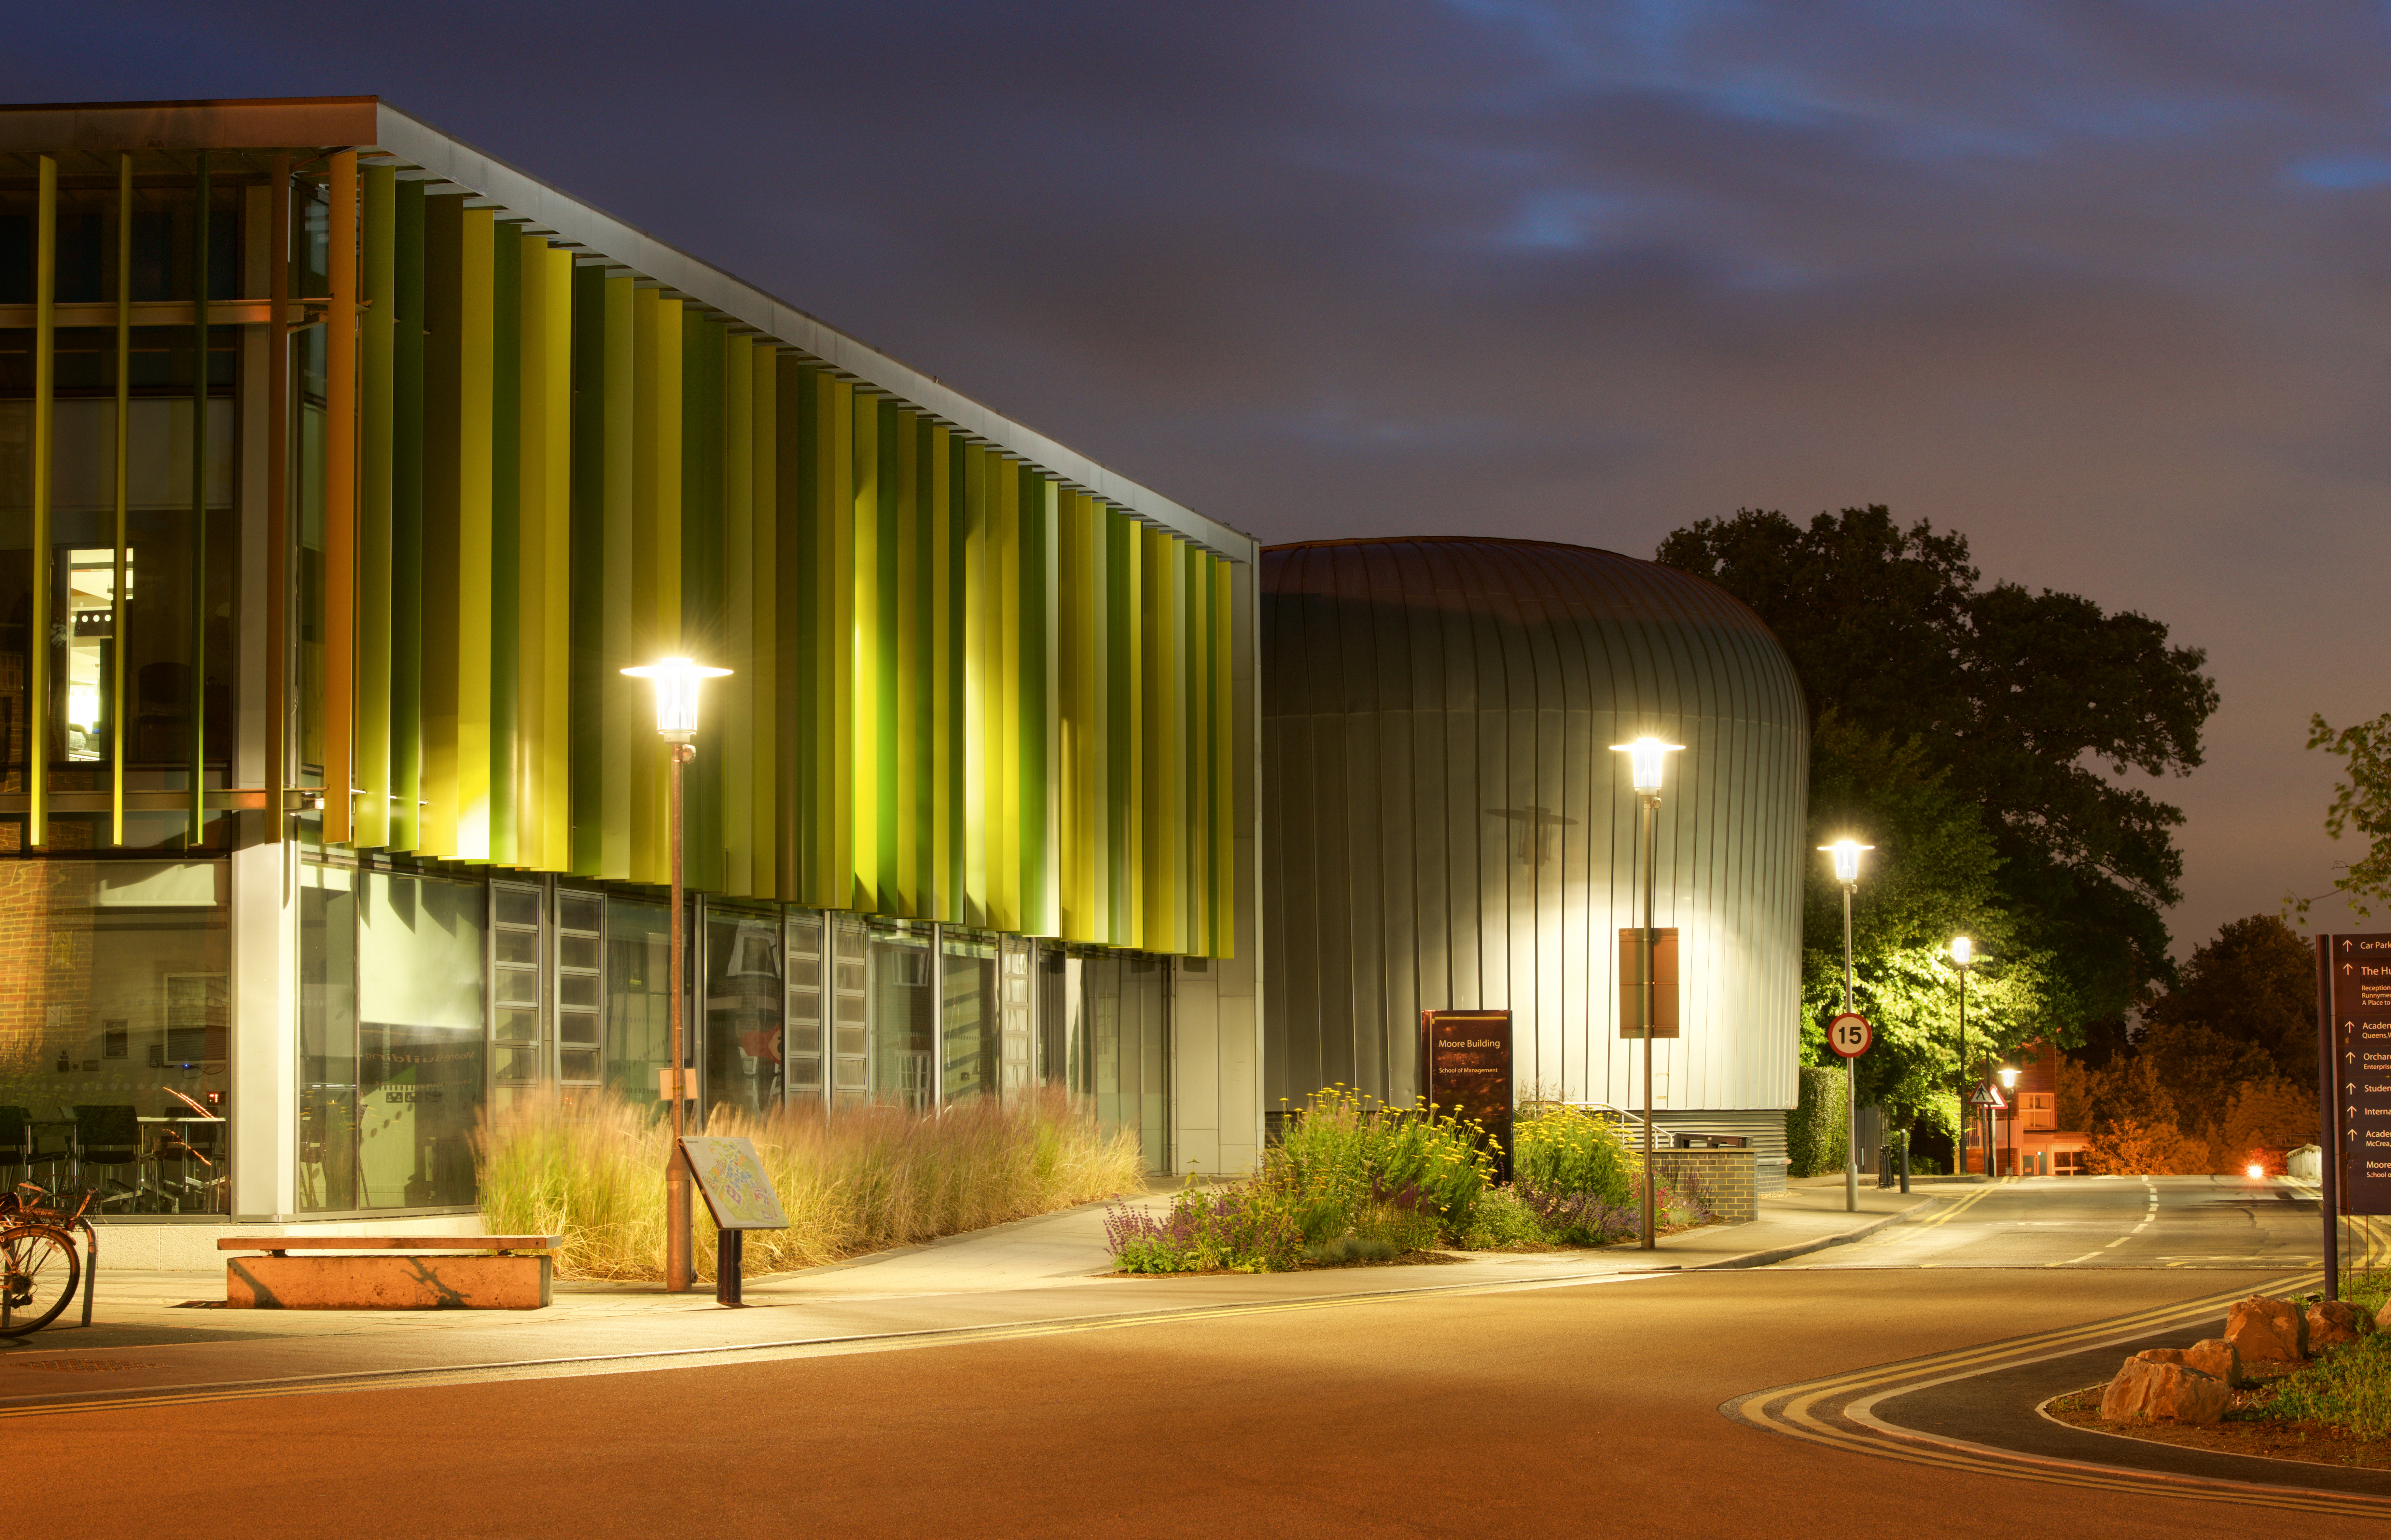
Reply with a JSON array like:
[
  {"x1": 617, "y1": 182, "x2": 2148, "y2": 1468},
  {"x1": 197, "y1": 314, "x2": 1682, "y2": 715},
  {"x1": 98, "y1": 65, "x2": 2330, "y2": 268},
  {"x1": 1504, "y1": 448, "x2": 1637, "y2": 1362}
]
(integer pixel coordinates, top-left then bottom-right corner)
[
  {"x1": 2134, "y1": 1339, "x2": 2245, "y2": 1389},
  {"x1": 2101, "y1": 1356, "x2": 2229, "y2": 1425},
  {"x1": 2224, "y1": 1294, "x2": 2308, "y2": 1362},
  {"x1": 2306, "y1": 1299, "x2": 2377, "y2": 1349}
]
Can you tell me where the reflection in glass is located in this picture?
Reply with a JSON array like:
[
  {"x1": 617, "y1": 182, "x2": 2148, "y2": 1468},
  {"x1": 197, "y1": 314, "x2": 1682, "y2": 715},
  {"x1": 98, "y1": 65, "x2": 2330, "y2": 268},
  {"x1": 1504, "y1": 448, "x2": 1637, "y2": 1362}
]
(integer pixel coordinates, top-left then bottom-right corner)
[
  {"x1": 299, "y1": 863, "x2": 357, "y2": 1212},
  {"x1": 604, "y1": 897, "x2": 673, "y2": 1115},
  {"x1": 940, "y1": 929, "x2": 999, "y2": 1105},
  {"x1": 0, "y1": 859, "x2": 229, "y2": 1213},
  {"x1": 705, "y1": 904, "x2": 782, "y2": 1119},
  {"x1": 353, "y1": 870, "x2": 485, "y2": 1209},
  {"x1": 869, "y1": 919, "x2": 934, "y2": 1112}
]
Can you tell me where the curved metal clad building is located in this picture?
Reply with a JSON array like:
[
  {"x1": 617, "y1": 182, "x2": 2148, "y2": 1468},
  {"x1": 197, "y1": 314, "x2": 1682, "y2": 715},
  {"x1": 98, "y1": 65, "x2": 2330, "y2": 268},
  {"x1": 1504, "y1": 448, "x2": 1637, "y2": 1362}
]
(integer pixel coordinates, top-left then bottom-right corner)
[{"x1": 1263, "y1": 537, "x2": 1807, "y2": 1176}]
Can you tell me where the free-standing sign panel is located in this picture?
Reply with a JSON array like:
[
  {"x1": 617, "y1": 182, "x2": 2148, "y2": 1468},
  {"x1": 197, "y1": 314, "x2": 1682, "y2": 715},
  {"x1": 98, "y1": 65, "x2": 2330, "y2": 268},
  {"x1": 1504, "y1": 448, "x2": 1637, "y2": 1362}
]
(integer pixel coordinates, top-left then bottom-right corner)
[
  {"x1": 2321, "y1": 935, "x2": 2391, "y2": 1217},
  {"x1": 1616, "y1": 928, "x2": 1680, "y2": 1038},
  {"x1": 678, "y1": 1136, "x2": 790, "y2": 1230},
  {"x1": 1419, "y1": 1009, "x2": 1513, "y2": 1176}
]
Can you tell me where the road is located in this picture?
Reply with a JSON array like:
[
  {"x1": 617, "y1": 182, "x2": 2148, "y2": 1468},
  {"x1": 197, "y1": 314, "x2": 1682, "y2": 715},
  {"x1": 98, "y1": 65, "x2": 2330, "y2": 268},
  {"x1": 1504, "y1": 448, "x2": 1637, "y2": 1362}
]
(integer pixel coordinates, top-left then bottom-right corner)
[
  {"x1": 13, "y1": 1178, "x2": 2380, "y2": 1539},
  {"x1": 1791, "y1": 1174, "x2": 2329, "y2": 1270}
]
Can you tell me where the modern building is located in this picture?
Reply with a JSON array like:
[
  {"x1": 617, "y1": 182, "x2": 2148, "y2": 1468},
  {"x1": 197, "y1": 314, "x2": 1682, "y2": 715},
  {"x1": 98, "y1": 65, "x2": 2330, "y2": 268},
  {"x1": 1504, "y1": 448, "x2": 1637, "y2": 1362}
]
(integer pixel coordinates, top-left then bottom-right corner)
[
  {"x1": 0, "y1": 96, "x2": 1261, "y2": 1262},
  {"x1": 1261, "y1": 537, "x2": 1808, "y2": 1186}
]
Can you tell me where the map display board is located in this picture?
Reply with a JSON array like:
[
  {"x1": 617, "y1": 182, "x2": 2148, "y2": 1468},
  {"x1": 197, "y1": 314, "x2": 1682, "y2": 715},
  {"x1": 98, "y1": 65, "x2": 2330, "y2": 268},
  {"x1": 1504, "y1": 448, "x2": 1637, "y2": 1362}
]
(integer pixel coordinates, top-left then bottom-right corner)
[
  {"x1": 1419, "y1": 1009, "x2": 1513, "y2": 1176},
  {"x1": 2321, "y1": 934, "x2": 2391, "y2": 1217},
  {"x1": 678, "y1": 1136, "x2": 791, "y2": 1230}
]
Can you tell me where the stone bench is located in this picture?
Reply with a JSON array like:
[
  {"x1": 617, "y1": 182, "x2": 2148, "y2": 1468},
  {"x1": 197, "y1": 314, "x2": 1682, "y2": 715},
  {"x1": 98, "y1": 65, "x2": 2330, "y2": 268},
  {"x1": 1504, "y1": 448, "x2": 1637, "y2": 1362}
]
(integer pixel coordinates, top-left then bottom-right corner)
[{"x1": 217, "y1": 1235, "x2": 561, "y2": 1311}]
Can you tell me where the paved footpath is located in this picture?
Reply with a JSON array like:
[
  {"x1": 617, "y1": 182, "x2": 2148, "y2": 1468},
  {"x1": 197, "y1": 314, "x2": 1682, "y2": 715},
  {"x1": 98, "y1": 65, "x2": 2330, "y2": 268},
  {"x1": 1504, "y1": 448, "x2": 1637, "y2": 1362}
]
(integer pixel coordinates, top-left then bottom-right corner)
[{"x1": 1, "y1": 1179, "x2": 1925, "y2": 1410}]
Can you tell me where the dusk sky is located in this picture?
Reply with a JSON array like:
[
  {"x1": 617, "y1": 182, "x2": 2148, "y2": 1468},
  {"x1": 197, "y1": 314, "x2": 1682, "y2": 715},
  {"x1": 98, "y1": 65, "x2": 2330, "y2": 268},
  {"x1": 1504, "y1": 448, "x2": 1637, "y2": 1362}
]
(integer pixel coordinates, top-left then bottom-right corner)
[{"x1": 16, "y1": 2, "x2": 2391, "y2": 959}]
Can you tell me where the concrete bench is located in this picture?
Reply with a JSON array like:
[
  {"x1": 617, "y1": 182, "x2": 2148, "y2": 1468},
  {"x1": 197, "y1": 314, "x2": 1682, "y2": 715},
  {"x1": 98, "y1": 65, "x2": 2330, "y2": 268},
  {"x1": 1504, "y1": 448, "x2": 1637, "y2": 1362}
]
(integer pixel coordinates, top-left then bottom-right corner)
[{"x1": 217, "y1": 1235, "x2": 561, "y2": 1311}]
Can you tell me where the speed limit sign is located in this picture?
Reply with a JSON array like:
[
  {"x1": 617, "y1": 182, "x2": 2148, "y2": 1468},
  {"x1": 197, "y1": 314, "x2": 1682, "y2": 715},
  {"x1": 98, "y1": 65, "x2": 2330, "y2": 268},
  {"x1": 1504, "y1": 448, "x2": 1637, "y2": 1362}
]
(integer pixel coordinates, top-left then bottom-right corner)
[{"x1": 1826, "y1": 1012, "x2": 1872, "y2": 1059}]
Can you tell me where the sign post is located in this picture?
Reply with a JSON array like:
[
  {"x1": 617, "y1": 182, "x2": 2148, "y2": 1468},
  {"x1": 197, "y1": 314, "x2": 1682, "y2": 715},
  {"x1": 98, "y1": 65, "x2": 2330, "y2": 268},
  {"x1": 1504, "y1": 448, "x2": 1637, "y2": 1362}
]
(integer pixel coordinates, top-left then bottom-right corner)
[
  {"x1": 1826, "y1": 1012, "x2": 1871, "y2": 1195},
  {"x1": 2317, "y1": 935, "x2": 2391, "y2": 1301},
  {"x1": 678, "y1": 1135, "x2": 790, "y2": 1307},
  {"x1": 1419, "y1": 1010, "x2": 1514, "y2": 1180}
]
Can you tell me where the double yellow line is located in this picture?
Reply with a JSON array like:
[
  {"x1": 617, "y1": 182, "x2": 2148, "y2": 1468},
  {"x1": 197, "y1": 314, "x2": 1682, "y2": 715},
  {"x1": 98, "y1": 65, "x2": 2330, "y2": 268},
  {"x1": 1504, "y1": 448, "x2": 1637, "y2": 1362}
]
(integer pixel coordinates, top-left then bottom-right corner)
[
  {"x1": 1728, "y1": 1272, "x2": 2388, "y2": 1516},
  {"x1": 1909, "y1": 1177, "x2": 2012, "y2": 1231}
]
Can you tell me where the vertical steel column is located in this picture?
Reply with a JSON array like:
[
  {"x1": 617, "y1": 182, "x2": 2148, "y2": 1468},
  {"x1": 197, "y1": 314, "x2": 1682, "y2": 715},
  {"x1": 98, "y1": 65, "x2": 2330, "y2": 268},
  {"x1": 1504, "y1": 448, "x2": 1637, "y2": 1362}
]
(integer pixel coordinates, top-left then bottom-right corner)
[
  {"x1": 1640, "y1": 792, "x2": 1657, "y2": 1250},
  {"x1": 665, "y1": 739, "x2": 694, "y2": 1292},
  {"x1": 1842, "y1": 882, "x2": 1857, "y2": 1212},
  {"x1": 2319, "y1": 935, "x2": 2341, "y2": 1302},
  {"x1": 323, "y1": 152, "x2": 358, "y2": 845},
  {"x1": 112, "y1": 154, "x2": 132, "y2": 845},
  {"x1": 29, "y1": 156, "x2": 54, "y2": 847},
  {"x1": 189, "y1": 153, "x2": 210, "y2": 848},
  {"x1": 266, "y1": 156, "x2": 291, "y2": 842}
]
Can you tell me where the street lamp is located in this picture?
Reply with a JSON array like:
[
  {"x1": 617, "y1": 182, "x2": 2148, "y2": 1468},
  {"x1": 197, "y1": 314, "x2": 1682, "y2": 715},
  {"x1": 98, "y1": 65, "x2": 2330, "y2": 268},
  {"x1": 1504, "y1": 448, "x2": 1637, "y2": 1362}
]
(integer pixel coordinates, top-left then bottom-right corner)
[
  {"x1": 622, "y1": 656, "x2": 731, "y2": 1295},
  {"x1": 1611, "y1": 735, "x2": 1681, "y2": 1251},
  {"x1": 1950, "y1": 936, "x2": 1974, "y2": 1176},
  {"x1": 1997, "y1": 1065, "x2": 2020, "y2": 1178},
  {"x1": 1819, "y1": 839, "x2": 1871, "y2": 1213}
]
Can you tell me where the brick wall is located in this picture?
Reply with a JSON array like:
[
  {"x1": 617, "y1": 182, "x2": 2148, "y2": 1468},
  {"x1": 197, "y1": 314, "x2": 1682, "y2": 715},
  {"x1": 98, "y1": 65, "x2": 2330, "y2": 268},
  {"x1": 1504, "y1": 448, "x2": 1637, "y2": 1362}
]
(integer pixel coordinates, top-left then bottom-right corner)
[{"x1": 1649, "y1": 1147, "x2": 1757, "y2": 1224}]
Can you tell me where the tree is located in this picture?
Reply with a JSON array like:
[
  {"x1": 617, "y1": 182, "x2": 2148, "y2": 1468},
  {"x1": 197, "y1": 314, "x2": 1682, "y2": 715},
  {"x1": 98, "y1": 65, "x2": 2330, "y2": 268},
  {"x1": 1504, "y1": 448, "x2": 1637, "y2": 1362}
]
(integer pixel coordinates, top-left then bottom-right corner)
[
  {"x1": 2136, "y1": 913, "x2": 2315, "y2": 1088},
  {"x1": 1658, "y1": 505, "x2": 2218, "y2": 1030},
  {"x1": 1797, "y1": 712, "x2": 2055, "y2": 1132},
  {"x1": 2298, "y1": 712, "x2": 2391, "y2": 920}
]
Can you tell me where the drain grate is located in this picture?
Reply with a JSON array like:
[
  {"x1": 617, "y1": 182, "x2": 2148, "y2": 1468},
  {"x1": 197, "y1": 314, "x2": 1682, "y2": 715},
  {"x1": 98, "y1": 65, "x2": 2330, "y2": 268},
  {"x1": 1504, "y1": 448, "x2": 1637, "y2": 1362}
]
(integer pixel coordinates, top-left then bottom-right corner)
[{"x1": 8, "y1": 1359, "x2": 156, "y2": 1373}]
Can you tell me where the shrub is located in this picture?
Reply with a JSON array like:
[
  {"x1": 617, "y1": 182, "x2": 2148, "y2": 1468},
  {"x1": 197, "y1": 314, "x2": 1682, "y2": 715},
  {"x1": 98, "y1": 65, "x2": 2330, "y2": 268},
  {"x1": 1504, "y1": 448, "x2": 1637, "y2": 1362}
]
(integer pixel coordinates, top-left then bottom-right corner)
[
  {"x1": 1104, "y1": 1185, "x2": 1305, "y2": 1273},
  {"x1": 1513, "y1": 1104, "x2": 1634, "y2": 1208},
  {"x1": 477, "y1": 1087, "x2": 1144, "y2": 1281},
  {"x1": 1455, "y1": 1185, "x2": 1548, "y2": 1250},
  {"x1": 1268, "y1": 1087, "x2": 1497, "y2": 1241},
  {"x1": 1786, "y1": 1065, "x2": 1847, "y2": 1177}
]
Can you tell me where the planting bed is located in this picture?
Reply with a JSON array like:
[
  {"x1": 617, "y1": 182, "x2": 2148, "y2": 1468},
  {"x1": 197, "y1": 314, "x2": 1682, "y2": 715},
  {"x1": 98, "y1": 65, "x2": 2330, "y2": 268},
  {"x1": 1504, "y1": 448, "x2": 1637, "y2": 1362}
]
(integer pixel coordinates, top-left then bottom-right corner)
[{"x1": 2044, "y1": 1369, "x2": 2391, "y2": 1471}]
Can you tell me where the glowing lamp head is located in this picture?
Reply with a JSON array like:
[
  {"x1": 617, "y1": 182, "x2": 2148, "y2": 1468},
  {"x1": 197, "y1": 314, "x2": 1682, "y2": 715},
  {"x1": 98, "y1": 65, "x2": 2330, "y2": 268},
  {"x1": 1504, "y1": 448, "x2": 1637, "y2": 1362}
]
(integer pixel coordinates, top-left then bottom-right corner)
[
  {"x1": 621, "y1": 657, "x2": 732, "y2": 742},
  {"x1": 1819, "y1": 839, "x2": 1871, "y2": 886},
  {"x1": 2246, "y1": 1163, "x2": 2265, "y2": 1180},
  {"x1": 1951, "y1": 935, "x2": 1973, "y2": 967},
  {"x1": 1997, "y1": 1066, "x2": 2019, "y2": 1091},
  {"x1": 1610, "y1": 736, "x2": 1684, "y2": 794}
]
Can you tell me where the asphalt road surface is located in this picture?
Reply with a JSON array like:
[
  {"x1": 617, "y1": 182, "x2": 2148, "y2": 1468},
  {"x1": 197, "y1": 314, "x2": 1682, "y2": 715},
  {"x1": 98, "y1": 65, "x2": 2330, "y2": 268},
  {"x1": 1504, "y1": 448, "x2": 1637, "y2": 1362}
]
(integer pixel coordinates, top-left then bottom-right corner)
[
  {"x1": 1792, "y1": 1175, "x2": 2328, "y2": 1269},
  {"x1": 15, "y1": 1183, "x2": 2373, "y2": 1539}
]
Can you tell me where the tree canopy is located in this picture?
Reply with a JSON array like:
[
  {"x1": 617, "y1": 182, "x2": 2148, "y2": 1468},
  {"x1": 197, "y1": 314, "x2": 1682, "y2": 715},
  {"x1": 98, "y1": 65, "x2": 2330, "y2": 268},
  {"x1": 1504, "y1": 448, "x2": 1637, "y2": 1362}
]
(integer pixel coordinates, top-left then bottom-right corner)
[
  {"x1": 2298, "y1": 711, "x2": 2391, "y2": 921},
  {"x1": 1657, "y1": 505, "x2": 2218, "y2": 1034},
  {"x1": 1798, "y1": 713, "x2": 2055, "y2": 1135}
]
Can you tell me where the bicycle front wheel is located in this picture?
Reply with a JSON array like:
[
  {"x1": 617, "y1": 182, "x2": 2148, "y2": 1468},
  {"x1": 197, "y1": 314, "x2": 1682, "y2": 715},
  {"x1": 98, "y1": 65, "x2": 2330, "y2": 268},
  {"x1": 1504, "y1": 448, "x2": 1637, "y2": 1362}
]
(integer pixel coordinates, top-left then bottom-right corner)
[{"x1": 0, "y1": 1224, "x2": 80, "y2": 1336}]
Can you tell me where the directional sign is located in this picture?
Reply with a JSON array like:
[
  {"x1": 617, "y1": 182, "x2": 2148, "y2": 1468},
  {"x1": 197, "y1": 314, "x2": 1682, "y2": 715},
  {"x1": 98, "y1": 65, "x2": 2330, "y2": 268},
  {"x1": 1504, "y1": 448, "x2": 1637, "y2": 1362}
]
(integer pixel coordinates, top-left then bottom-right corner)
[
  {"x1": 1825, "y1": 1012, "x2": 1872, "y2": 1059},
  {"x1": 2322, "y1": 934, "x2": 2391, "y2": 1217}
]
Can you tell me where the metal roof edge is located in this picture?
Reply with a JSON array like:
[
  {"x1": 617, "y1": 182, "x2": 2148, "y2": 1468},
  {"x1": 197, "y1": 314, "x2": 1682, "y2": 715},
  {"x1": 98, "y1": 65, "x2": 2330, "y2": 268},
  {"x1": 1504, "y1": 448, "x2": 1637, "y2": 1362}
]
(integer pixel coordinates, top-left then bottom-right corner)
[{"x1": 364, "y1": 101, "x2": 1255, "y2": 564}]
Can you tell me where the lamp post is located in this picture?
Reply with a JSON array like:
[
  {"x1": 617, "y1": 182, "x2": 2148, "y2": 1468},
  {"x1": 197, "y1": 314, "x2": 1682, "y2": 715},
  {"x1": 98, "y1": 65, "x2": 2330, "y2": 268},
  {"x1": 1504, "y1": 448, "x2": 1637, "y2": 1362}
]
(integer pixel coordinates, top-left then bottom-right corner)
[
  {"x1": 623, "y1": 656, "x2": 730, "y2": 1295},
  {"x1": 1997, "y1": 1065, "x2": 2020, "y2": 1178},
  {"x1": 1611, "y1": 735, "x2": 1681, "y2": 1251},
  {"x1": 1820, "y1": 839, "x2": 1871, "y2": 1213},
  {"x1": 1950, "y1": 936, "x2": 1973, "y2": 1175}
]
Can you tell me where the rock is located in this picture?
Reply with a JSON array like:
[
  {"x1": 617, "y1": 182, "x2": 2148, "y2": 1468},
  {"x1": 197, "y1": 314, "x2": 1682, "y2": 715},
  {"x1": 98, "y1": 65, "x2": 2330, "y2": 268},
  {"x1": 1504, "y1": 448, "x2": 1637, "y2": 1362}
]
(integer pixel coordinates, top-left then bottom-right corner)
[
  {"x1": 2307, "y1": 1299, "x2": 2378, "y2": 1349},
  {"x1": 2134, "y1": 1340, "x2": 2245, "y2": 1388},
  {"x1": 2102, "y1": 1356, "x2": 2229, "y2": 1425},
  {"x1": 2225, "y1": 1294, "x2": 2308, "y2": 1362}
]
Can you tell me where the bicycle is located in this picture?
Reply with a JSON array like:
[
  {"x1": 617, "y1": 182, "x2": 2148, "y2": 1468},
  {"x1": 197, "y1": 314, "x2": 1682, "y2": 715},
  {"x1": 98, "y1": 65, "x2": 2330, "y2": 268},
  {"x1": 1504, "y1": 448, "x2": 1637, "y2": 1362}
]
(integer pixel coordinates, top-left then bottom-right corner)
[{"x1": 1, "y1": 1183, "x2": 96, "y2": 1337}]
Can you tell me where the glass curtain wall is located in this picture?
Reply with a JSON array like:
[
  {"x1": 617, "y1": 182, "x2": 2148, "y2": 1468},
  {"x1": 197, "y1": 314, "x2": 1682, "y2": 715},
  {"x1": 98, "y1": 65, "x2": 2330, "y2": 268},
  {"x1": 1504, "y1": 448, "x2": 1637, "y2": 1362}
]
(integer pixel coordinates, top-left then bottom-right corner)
[
  {"x1": 1060, "y1": 946, "x2": 1170, "y2": 1173},
  {"x1": 298, "y1": 862, "x2": 485, "y2": 1212},
  {"x1": 705, "y1": 902, "x2": 783, "y2": 1120},
  {"x1": 603, "y1": 896, "x2": 674, "y2": 1117},
  {"x1": 0, "y1": 169, "x2": 244, "y2": 852},
  {"x1": 868, "y1": 918, "x2": 935, "y2": 1112},
  {"x1": 0, "y1": 858, "x2": 228, "y2": 1213},
  {"x1": 940, "y1": 929, "x2": 1000, "y2": 1105}
]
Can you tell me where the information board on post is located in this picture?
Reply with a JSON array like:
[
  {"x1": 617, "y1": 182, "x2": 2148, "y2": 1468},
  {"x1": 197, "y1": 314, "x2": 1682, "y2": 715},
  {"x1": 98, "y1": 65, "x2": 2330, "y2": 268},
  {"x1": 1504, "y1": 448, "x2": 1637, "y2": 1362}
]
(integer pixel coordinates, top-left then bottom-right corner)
[
  {"x1": 1616, "y1": 927, "x2": 1680, "y2": 1038},
  {"x1": 2320, "y1": 935, "x2": 2391, "y2": 1218},
  {"x1": 1419, "y1": 1009, "x2": 1513, "y2": 1178},
  {"x1": 678, "y1": 1136, "x2": 791, "y2": 1230}
]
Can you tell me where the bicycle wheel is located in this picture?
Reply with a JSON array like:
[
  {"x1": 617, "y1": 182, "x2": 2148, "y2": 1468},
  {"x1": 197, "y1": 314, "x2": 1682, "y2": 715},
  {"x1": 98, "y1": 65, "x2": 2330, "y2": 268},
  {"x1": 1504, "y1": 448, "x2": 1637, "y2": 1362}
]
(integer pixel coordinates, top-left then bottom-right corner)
[{"x1": 0, "y1": 1224, "x2": 79, "y2": 1337}]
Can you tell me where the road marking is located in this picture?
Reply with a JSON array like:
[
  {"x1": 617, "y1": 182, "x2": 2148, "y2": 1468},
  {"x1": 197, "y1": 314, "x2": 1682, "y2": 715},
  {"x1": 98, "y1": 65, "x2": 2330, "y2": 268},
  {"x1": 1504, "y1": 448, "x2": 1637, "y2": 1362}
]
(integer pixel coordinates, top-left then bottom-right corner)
[
  {"x1": 1910, "y1": 1179, "x2": 2011, "y2": 1231},
  {"x1": 1728, "y1": 1272, "x2": 2391, "y2": 1516}
]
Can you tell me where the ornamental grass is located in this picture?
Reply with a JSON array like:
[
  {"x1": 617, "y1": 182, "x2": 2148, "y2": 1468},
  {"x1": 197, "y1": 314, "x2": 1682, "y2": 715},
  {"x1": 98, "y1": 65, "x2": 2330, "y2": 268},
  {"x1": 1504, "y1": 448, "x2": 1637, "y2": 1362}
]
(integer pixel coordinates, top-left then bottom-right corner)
[{"x1": 476, "y1": 1087, "x2": 1144, "y2": 1282}]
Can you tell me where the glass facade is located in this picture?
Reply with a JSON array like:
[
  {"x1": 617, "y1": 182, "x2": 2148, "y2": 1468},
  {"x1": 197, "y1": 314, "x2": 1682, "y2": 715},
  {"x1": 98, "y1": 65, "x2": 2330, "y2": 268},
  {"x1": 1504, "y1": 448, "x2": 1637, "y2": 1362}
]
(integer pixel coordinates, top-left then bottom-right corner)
[
  {"x1": 0, "y1": 858, "x2": 229, "y2": 1212},
  {"x1": 0, "y1": 110, "x2": 1245, "y2": 1226},
  {"x1": 299, "y1": 862, "x2": 486, "y2": 1212}
]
